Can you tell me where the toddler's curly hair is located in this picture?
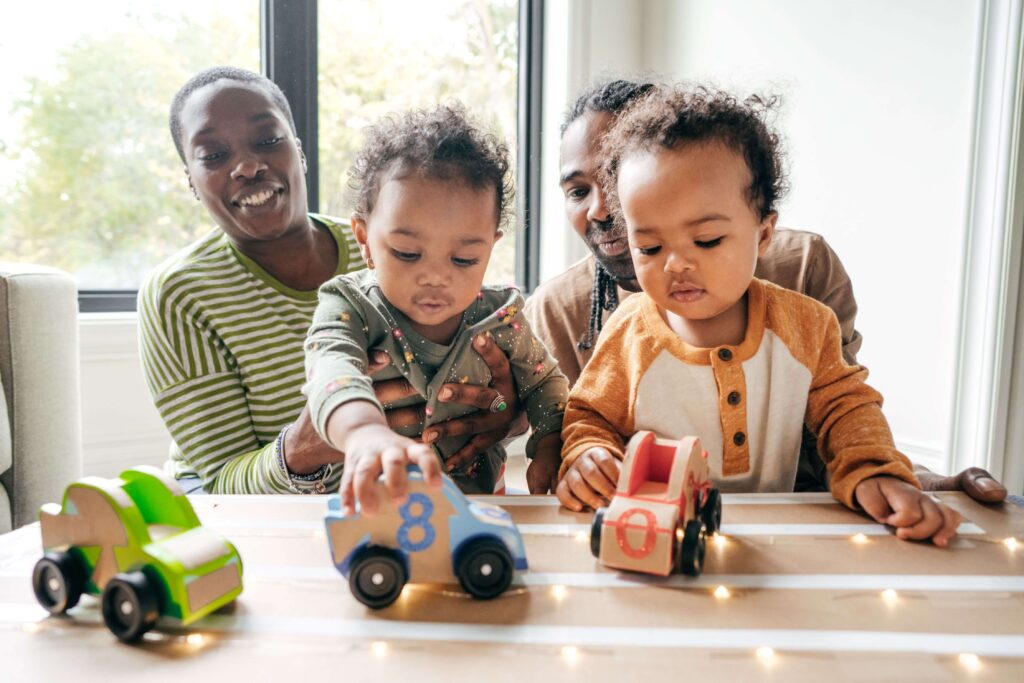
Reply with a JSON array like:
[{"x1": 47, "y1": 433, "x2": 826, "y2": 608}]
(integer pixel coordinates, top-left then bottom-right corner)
[
  {"x1": 348, "y1": 103, "x2": 512, "y2": 229},
  {"x1": 600, "y1": 84, "x2": 788, "y2": 222}
]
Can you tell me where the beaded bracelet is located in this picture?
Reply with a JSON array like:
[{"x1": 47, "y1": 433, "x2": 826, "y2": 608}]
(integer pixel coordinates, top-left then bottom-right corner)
[{"x1": 276, "y1": 425, "x2": 331, "y2": 494}]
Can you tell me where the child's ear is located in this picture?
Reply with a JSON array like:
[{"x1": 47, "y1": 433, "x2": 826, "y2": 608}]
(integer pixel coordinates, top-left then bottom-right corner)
[
  {"x1": 756, "y1": 212, "x2": 778, "y2": 257},
  {"x1": 351, "y1": 216, "x2": 372, "y2": 263},
  {"x1": 494, "y1": 229, "x2": 504, "y2": 243}
]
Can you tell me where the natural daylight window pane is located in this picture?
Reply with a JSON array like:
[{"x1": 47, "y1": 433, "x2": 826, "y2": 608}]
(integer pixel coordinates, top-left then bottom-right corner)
[
  {"x1": 318, "y1": 0, "x2": 520, "y2": 286},
  {"x1": 0, "y1": 2, "x2": 260, "y2": 290}
]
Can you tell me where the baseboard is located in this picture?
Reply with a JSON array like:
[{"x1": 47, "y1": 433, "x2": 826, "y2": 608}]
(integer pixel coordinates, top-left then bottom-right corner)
[{"x1": 83, "y1": 433, "x2": 169, "y2": 478}]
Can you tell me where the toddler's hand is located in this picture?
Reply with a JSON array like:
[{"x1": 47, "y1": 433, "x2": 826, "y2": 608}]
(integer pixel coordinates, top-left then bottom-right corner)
[
  {"x1": 341, "y1": 424, "x2": 441, "y2": 516},
  {"x1": 526, "y1": 439, "x2": 562, "y2": 494},
  {"x1": 854, "y1": 475, "x2": 962, "y2": 546},
  {"x1": 556, "y1": 447, "x2": 621, "y2": 512}
]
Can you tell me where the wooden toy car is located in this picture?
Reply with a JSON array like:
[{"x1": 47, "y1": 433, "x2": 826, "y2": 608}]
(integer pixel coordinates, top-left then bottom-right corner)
[
  {"x1": 31, "y1": 466, "x2": 243, "y2": 642},
  {"x1": 591, "y1": 431, "x2": 721, "y2": 577},
  {"x1": 324, "y1": 466, "x2": 528, "y2": 608}
]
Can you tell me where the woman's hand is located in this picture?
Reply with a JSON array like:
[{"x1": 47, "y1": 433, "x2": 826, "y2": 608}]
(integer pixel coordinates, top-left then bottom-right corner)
[
  {"x1": 283, "y1": 405, "x2": 344, "y2": 474},
  {"x1": 370, "y1": 334, "x2": 523, "y2": 473}
]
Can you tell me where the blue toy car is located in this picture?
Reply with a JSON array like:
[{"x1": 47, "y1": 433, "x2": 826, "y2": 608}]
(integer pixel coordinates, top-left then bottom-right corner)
[{"x1": 324, "y1": 466, "x2": 528, "y2": 608}]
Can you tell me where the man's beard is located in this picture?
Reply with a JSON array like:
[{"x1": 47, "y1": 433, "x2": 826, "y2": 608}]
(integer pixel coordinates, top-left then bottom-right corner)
[{"x1": 584, "y1": 219, "x2": 637, "y2": 286}]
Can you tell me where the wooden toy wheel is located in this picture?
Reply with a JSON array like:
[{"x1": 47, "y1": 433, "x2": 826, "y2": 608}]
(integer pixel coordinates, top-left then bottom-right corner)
[
  {"x1": 349, "y1": 547, "x2": 407, "y2": 609},
  {"x1": 677, "y1": 519, "x2": 707, "y2": 577},
  {"x1": 456, "y1": 538, "x2": 513, "y2": 599},
  {"x1": 702, "y1": 488, "x2": 722, "y2": 535},
  {"x1": 101, "y1": 571, "x2": 160, "y2": 642},
  {"x1": 32, "y1": 551, "x2": 86, "y2": 615},
  {"x1": 590, "y1": 508, "x2": 606, "y2": 559}
]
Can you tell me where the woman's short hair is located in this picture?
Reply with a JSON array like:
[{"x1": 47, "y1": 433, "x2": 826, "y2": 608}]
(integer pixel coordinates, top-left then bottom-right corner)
[{"x1": 169, "y1": 66, "x2": 296, "y2": 162}]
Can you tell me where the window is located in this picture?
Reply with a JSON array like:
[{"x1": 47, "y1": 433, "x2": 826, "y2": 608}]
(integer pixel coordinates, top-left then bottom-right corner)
[
  {"x1": 0, "y1": 1, "x2": 261, "y2": 308},
  {"x1": 316, "y1": 0, "x2": 520, "y2": 285},
  {"x1": 0, "y1": 1, "x2": 530, "y2": 311}
]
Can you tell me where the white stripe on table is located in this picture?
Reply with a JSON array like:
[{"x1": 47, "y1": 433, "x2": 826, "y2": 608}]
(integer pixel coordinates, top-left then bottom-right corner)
[
  {"x1": 5, "y1": 566, "x2": 1019, "y2": 593},
  {"x1": 242, "y1": 566, "x2": 1024, "y2": 593},
  {"x1": 1, "y1": 603, "x2": 1020, "y2": 657},
  {"x1": 202, "y1": 519, "x2": 985, "y2": 537}
]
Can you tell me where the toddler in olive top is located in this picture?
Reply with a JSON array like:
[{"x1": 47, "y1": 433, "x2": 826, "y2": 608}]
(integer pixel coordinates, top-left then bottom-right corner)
[{"x1": 304, "y1": 104, "x2": 567, "y2": 513}]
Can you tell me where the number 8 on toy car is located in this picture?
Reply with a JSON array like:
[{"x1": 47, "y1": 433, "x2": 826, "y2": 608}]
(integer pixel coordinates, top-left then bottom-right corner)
[{"x1": 324, "y1": 466, "x2": 528, "y2": 608}]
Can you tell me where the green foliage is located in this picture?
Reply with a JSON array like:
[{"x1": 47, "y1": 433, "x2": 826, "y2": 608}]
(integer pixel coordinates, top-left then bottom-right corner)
[
  {"x1": 0, "y1": 12, "x2": 259, "y2": 286},
  {"x1": 317, "y1": 0, "x2": 519, "y2": 283},
  {"x1": 0, "y1": 2, "x2": 519, "y2": 288}
]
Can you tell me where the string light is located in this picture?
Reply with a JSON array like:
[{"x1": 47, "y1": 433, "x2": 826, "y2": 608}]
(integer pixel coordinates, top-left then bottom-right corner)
[
  {"x1": 713, "y1": 585, "x2": 731, "y2": 600},
  {"x1": 371, "y1": 641, "x2": 388, "y2": 658},
  {"x1": 551, "y1": 585, "x2": 569, "y2": 602},
  {"x1": 1003, "y1": 537, "x2": 1019, "y2": 552},
  {"x1": 755, "y1": 646, "x2": 776, "y2": 665},
  {"x1": 185, "y1": 633, "x2": 205, "y2": 647},
  {"x1": 880, "y1": 589, "x2": 898, "y2": 604},
  {"x1": 574, "y1": 530, "x2": 590, "y2": 544},
  {"x1": 561, "y1": 645, "x2": 581, "y2": 667},
  {"x1": 958, "y1": 653, "x2": 980, "y2": 672},
  {"x1": 713, "y1": 533, "x2": 728, "y2": 548},
  {"x1": 851, "y1": 533, "x2": 869, "y2": 544}
]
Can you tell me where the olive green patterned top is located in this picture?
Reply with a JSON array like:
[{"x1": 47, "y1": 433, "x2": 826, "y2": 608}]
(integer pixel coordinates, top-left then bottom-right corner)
[{"x1": 304, "y1": 269, "x2": 569, "y2": 494}]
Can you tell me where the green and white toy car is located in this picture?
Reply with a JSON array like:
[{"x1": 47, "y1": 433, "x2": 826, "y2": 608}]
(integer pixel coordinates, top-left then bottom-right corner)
[{"x1": 32, "y1": 466, "x2": 243, "y2": 642}]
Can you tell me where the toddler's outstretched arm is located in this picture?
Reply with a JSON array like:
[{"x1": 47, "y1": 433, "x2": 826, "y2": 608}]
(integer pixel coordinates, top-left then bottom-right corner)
[{"x1": 327, "y1": 400, "x2": 442, "y2": 516}]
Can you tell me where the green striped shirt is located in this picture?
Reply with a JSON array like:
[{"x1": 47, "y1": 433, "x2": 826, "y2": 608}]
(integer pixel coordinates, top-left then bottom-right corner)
[{"x1": 137, "y1": 215, "x2": 362, "y2": 493}]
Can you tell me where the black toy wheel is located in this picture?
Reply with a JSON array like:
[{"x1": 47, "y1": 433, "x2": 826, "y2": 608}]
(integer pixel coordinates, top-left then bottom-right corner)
[
  {"x1": 702, "y1": 488, "x2": 722, "y2": 535},
  {"x1": 32, "y1": 551, "x2": 86, "y2": 615},
  {"x1": 456, "y1": 538, "x2": 513, "y2": 599},
  {"x1": 590, "y1": 508, "x2": 606, "y2": 559},
  {"x1": 349, "y1": 546, "x2": 407, "y2": 609},
  {"x1": 101, "y1": 571, "x2": 160, "y2": 642},
  {"x1": 677, "y1": 519, "x2": 707, "y2": 577}
]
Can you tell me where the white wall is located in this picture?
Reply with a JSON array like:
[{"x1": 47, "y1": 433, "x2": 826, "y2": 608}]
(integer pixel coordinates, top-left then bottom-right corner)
[
  {"x1": 533, "y1": 0, "x2": 997, "y2": 473},
  {"x1": 79, "y1": 315, "x2": 169, "y2": 476},
  {"x1": 538, "y1": 0, "x2": 650, "y2": 282},
  {"x1": 641, "y1": 0, "x2": 982, "y2": 472}
]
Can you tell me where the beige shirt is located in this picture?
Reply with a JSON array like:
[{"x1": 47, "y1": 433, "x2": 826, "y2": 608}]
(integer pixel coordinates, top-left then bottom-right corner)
[{"x1": 524, "y1": 228, "x2": 862, "y2": 387}]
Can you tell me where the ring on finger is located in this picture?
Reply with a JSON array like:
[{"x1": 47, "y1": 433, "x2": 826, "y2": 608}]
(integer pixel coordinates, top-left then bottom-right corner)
[{"x1": 488, "y1": 393, "x2": 508, "y2": 413}]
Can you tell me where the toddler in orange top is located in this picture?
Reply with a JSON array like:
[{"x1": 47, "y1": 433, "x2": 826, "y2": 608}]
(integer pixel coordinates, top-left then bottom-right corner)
[{"x1": 558, "y1": 85, "x2": 961, "y2": 545}]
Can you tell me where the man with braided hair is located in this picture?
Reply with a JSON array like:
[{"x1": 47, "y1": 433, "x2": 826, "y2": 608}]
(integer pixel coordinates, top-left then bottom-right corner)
[{"x1": 523, "y1": 79, "x2": 1006, "y2": 505}]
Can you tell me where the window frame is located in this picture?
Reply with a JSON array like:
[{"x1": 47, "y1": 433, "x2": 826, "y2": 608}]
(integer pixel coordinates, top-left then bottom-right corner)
[{"x1": 77, "y1": 0, "x2": 537, "y2": 311}]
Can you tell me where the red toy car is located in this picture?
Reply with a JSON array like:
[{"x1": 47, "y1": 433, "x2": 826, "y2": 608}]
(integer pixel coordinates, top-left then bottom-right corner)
[{"x1": 591, "y1": 431, "x2": 720, "y2": 576}]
